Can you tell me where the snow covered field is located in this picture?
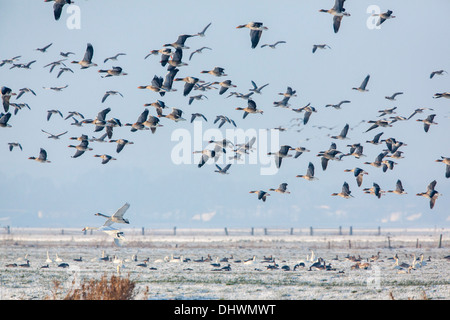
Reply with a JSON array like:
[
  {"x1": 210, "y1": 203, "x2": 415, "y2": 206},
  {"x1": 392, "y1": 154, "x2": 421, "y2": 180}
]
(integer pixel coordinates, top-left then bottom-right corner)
[{"x1": 1, "y1": 228, "x2": 449, "y2": 300}]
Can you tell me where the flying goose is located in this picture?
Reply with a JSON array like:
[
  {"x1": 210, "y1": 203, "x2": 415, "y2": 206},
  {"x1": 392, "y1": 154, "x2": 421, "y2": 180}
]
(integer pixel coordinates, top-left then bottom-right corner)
[
  {"x1": 387, "y1": 180, "x2": 407, "y2": 195},
  {"x1": 330, "y1": 123, "x2": 349, "y2": 140},
  {"x1": 71, "y1": 43, "x2": 98, "y2": 69},
  {"x1": 196, "y1": 22, "x2": 212, "y2": 37},
  {"x1": 94, "y1": 154, "x2": 117, "y2": 164},
  {"x1": 28, "y1": 148, "x2": 51, "y2": 163},
  {"x1": 325, "y1": 100, "x2": 350, "y2": 109},
  {"x1": 98, "y1": 66, "x2": 127, "y2": 77},
  {"x1": 269, "y1": 183, "x2": 291, "y2": 194},
  {"x1": 331, "y1": 182, "x2": 353, "y2": 198},
  {"x1": 312, "y1": 44, "x2": 331, "y2": 53},
  {"x1": 430, "y1": 70, "x2": 447, "y2": 79},
  {"x1": 0, "y1": 112, "x2": 12, "y2": 127},
  {"x1": 416, "y1": 114, "x2": 437, "y2": 132},
  {"x1": 190, "y1": 113, "x2": 207, "y2": 123},
  {"x1": 363, "y1": 183, "x2": 385, "y2": 199},
  {"x1": 1, "y1": 86, "x2": 16, "y2": 112},
  {"x1": 344, "y1": 167, "x2": 368, "y2": 187},
  {"x1": 385, "y1": 92, "x2": 403, "y2": 101},
  {"x1": 189, "y1": 47, "x2": 212, "y2": 61},
  {"x1": 352, "y1": 75, "x2": 370, "y2": 92},
  {"x1": 319, "y1": 0, "x2": 351, "y2": 33},
  {"x1": 267, "y1": 145, "x2": 293, "y2": 169},
  {"x1": 416, "y1": 180, "x2": 440, "y2": 209},
  {"x1": 236, "y1": 22, "x2": 268, "y2": 48},
  {"x1": 261, "y1": 41, "x2": 286, "y2": 49},
  {"x1": 163, "y1": 34, "x2": 197, "y2": 50},
  {"x1": 104, "y1": 53, "x2": 126, "y2": 63},
  {"x1": 45, "y1": 0, "x2": 72, "y2": 20},
  {"x1": 68, "y1": 140, "x2": 93, "y2": 158},
  {"x1": 236, "y1": 99, "x2": 263, "y2": 119},
  {"x1": 41, "y1": 129, "x2": 67, "y2": 139},
  {"x1": 249, "y1": 190, "x2": 270, "y2": 202},
  {"x1": 215, "y1": 164, "x2": 232, "y2": 175},
  {"x1": 8, "y1": 142, "x2": 22, "y2": 151},
  {"x1": 193, "y1": 149, "x2": 216, "y2": 168},
  {"x1": 296, "y1": 162, "x2": 317, "y2": 181},
  {"x1": 109, "y1": 139, "x2": 134, "y2": 153},
  {"x1": 373, "y1": 9, "x2": 396, "y2": 26},
  {"x1": 435, "y1": 156, "x2": 450, "y2": 178}
]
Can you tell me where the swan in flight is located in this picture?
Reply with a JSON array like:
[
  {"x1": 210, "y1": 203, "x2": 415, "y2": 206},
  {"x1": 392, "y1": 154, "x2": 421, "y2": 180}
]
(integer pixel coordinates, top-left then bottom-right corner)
[
  {"x1": 82, "y1": 225, "x2": 125, "y2": 246},
  {"x1": 95, "y1": 203, "x2": 131, "y2": 226}
]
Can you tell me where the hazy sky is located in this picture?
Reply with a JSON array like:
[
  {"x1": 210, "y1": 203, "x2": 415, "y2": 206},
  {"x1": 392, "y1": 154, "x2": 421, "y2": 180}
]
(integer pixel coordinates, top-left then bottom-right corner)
[{"x1": 0, "y1": 0, "x2": 449, "y2": 229}]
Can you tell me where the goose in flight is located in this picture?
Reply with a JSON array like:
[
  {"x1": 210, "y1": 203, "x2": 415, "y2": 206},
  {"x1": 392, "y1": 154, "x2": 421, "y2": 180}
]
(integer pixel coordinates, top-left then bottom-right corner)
[
  {"x1": 60, "y1": 51, "x2": 75, "y2": 57},
  {"x1": 352, "y1": 75, "x2": 370, "y2": 92},
  {"x1": 174, "y1": 76, "x2": 203, "y2": 96},
  {"x1": 249, "y1": 81, "x2": 269, "y2": 94},
  {"x1": 344, "y1": 167, "x2": 368, "y2": 187},
  {"x1": 82, "y1": 225, "x2": 126, "y2": 246},
  {"x1": 292, "y1": 146, "x2": 310, "y2": 159},
  {"x1": 191, "y1": 113, "x2": 207, "y2": 123},
  {"x1": 193, "y1": 149, "x2": 216, "y2": 168},
  {"x1": 317, "y1": 147, "x2": 346, "y2": 171},
  {"x1": 372, "y1": 9, "x2": 396, "y2": 26},
  {"x1": 57, "y1": 67, "x2": 74, "y2": 78},
  {"x1": 435, "y1": 156, "x2": 450, "y2": 179},
  {"x1": 319, "y1": 0, "x2": 351, "y2": 33},
  {"x1": 36, "y1": 42, "x2": 53, "y2": 53},
  {"x1": 267, "y1": 145, "x2": 293, "y2": 169},
  {"x1": 157, "y1": 107, "x2": 186, "y2": 122},
  {"x1": 95, "y1": 203, "x2": 130, "y2": 226},
  {"x1": 138, "y1": 75, "x2": 165, "y2": 96},
  {"x1": 269, "y1": 183, "x2": 290, "y2": 194},
  {"x1": 273, "y1": 96, "x2": 291, "y2": 108},
  {"x1": 312, "y1": 44, "x2": 331, "y2": 53},
  {"x1": 68, "y1": 140, "x2": 93, "y2": 158},
  {"x1": 41, "y1": 129, "x2": 67, "y2": 139},
  {"x1": 0, "y1": 112, "x2": 12, "y2": 128},
  {"x1": 296, "y1": 162, "x2": 317, "y2": 181},
  {"x1": 43, "y1": 85, "x2": 69, "y2": 92},
  {"x1": 433, "y1": 92, "x2": 450, "y2": 99},
  {"x1": 261, "y1": 41, "x2": 286, "y2": 49},
  {"x1": 109, "y1": 139, "x2": 134, "y2": 153},
  {"x1": 363, "y1": 183, "x2": 385, "y2": 199},
  {"x1": 104, "y1": 53, "x2": 126, "y2": 63},
  {"x1": 143, "y1": 115, "x2": 163, "y2": 134},
  {"x1": 407, "y1": 107, "x2": 434, "y2": 120},
  {"x1": 378, "y1": 107, "x2": 397, "y2": 117},
  {"x1": 416, "y1": 180, "x2": 440, "y2": 209},
  {"x1": 102, "y1": 90, "x2": 123, "y2": 103},
  {"x1": 236, "y1": 99, "x2": 263, "y2": 119},
  {"x1": 10, "y1": 60, "x2": 36, "y2": 70},
  {"x1": 236, "y1": 22, "x2": 268, "y2": 49},
  {"x1": 44, "y1": 59, "x2": 67, "y2": 73},
  {"x1": 164, "y1": 34, "x2": 197, "y2": 50},
  {"x1": 28, "y1": 148, "x2": 51, "y2": 163},
  {"x1": 364, "y1": 151, "x2": 388, "y2": 168},
  {"x1": 211, "y1": 80, "x2": 237, "y2": 95},
  {"x1": 196, "y1": 22, "x2": 212, "y2": 37},
  {"x1": 387, "y1": 179, "x2": 407, "y2": 195},
  {"x1": 416, "y1": 114, "x2": 437, "y2": 132},
  {"x1": 125, "y1": 109, "x2": 150, "y2": 132},
  {"x1": 325, "y1": 100, "x2": 350, "y2": 109},
  {"x1": 98, "y1": 66, "x2": 128, "y2": 77},
  {"x1": 292, "y1": 103, "x2": 317, "y2": 125},
  {"x1": 279, "y1": 86, "x2": 297, "y2": 97},
  {"x1": 385, "y1": 92, "x2": 403, "y2": 101},
  {"x1": 8, "y1": 142, "x2": 22, "y2": 151},
  {"x1": 189, "y1": 47, "x2": 212, "y2": 61},
  {"x1": 249, "y1": 190, "x2": 270, "y2": 202},
  {"x1": 16, "y1": 88, "x2": 36, "y2": 100},
  {"x1": 1, "y1": 86, "x2": 16, "y2": 112},
  {"x1": 201, "y1": 66, "x2": 227, "y2": 77},
  {"x1": 330, "y1": 123, "x2": 349, "y2": 140},
  {"x1": 71, "y1": 43, "x2": 98, "y2": 69},
  {"x1": 430, "y1": 70, "x2": 447, "y2": 79},
  {"x1": 365, "y1": 119, "x2": 392, "y2": 132},
  {"x1": 366, "y1": 132, "x2": 384, "y2": 145},
  {"x1": 215, "y1": 164, "x2": 232, "y2": 175},
  {"x1": 0, "y1": 56, "x2": 21, "y2": 67},
  {"x1": 45, "y1": 0, "x2": 72, "y2": 21},
  {"x1": 214, "y1": 115, "x2": 236, "y2": 128},
  {"x1": 94, "y1": 154, "x2": 117, "y2": 164},
  {"x1": 46, "y1": 109, "x2": 63, "y2": 121},
  {"x1": 331, "y1": 182, "x2": 353, "y2": 198}
]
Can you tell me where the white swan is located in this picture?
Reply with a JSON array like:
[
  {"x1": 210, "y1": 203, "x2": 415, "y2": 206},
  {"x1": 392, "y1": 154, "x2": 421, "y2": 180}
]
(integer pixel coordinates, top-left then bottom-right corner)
[
  {"x1": 95, "y1": 203, "x2": 131, "y2": 226},
  {"x1": 82, "y1": 225, "x2": 125, "y2": 246},
  {"x1": 244, "y1": 256, "x2": 257, "y2": 265},
  {"x1": 46, "y1": 251, "x2": 53, "y2": 264},
  {"x1": 55, "y1": 253, "x2": 63, "y2": 262}
]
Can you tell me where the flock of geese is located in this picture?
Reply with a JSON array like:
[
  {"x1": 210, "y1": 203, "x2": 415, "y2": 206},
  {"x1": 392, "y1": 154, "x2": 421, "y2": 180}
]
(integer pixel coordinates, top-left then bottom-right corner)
[
  {"x1": 1, "y1": 0, "x2": 449, "y2": 240},
  {"x1": 6, "y1": 246, "x2": 448, "y2": 278}
]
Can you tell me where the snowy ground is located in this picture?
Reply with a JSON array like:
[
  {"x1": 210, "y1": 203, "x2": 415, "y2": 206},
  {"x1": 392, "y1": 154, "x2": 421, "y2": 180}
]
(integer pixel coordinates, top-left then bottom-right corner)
[{"x1": 0, "y1": 228, "x2": 449, "y2": 300}]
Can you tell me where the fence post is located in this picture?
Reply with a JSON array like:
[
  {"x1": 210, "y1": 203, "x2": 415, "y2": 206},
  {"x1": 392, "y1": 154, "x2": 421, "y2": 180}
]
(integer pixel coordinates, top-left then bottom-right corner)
[
  {"x1": 310, "y1": 227, "x2": 313, "y2": 236},
  {"x1": 438, "y1": 234, "x2": 443, "y2": 248},
  {"x1": 339, "y1": 226, "x2": 342, "y2": 235},
  {"x1": 142, "y1": 227, "x2": 145, "y2": 236},
  {"x1": 173, "y1": 227, "x2": 176, "y2": 236},
  {"x1": 264, "y1": 228, "x2": 268, "y2": 235},
  {"x1": 349, "y1": 226, "x2": 353, "y2": 236},
  {"x1": 251, "y1": 227, "x2": 254, "y2": 236},
  {"x1": 377, "y1": 226, "x2": 381, "y2": 236},
  {"x1": 348, "y1": 240, "x2": 351, "y2": 249},
  {"x1": 290, "y1": 227, "x2": 293, "y2": 235},
  {"x1": 224, "y1": 227, "x2": 228, "y2": 236},
  {"x1": 387, "y1": 236, "x2": 391, "y2": 249}
]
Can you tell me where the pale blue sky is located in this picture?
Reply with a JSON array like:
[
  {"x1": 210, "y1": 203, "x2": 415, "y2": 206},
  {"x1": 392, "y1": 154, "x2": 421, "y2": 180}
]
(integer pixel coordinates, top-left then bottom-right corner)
[{"x1": 0, "y1": 1, "x2": 448, "y2": 229}]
